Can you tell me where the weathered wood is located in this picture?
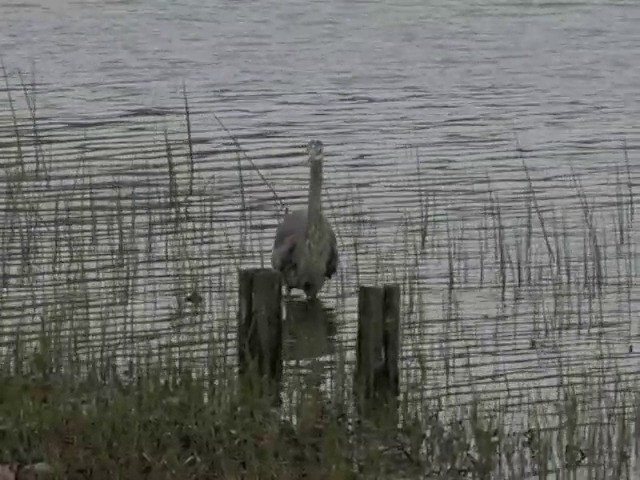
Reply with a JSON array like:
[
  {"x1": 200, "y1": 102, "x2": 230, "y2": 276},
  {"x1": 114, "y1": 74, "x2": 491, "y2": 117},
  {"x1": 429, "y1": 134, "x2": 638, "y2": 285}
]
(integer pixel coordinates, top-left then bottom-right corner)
[
  {"x1": 237, "y1": 268, "x2": 282, "y2": 403},
  {"x1": 354, "y1": 283, "x2": 401, "y2": 422},
  {"x1": 355, "y1": 286, "x2": 384, "y2": 403}
]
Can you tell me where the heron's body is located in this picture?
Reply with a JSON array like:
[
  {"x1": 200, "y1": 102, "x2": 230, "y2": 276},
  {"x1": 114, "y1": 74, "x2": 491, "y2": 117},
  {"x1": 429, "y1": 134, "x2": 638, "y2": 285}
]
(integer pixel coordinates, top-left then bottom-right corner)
[{"x1": 271, "y1": 141, "x2": 338, "y2": 299}]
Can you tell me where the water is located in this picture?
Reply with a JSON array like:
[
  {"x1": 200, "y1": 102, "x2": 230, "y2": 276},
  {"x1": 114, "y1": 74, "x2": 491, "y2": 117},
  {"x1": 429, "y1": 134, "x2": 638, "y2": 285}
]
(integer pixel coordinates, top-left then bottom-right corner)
[{"x1": 1, "y1": 0, "x2": 640, "y2": 440}]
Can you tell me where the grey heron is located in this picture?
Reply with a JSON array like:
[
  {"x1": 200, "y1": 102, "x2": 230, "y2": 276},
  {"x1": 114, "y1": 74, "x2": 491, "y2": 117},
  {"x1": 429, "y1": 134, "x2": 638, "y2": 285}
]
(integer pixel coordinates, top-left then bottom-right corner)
[{"x1": 271, "y1": 140, "x2": 338, "y2": 299}]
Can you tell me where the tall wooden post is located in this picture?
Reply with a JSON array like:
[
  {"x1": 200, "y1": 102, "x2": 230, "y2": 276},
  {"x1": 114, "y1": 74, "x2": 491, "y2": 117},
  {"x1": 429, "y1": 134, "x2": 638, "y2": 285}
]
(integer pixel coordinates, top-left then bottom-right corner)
[
  {"x1": 354, "y1": 283, "x2": 400, "y2": 424},
  {"x1": 237, "y1": 268, "x2": 282, "y2": 405}
]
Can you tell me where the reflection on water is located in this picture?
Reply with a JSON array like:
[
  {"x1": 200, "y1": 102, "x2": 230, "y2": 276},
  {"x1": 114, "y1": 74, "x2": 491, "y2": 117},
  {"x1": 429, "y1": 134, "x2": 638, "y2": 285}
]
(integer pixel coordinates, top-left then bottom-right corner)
[{"x1": 283, "y1": 297, "x2": 337, "y2": 361}]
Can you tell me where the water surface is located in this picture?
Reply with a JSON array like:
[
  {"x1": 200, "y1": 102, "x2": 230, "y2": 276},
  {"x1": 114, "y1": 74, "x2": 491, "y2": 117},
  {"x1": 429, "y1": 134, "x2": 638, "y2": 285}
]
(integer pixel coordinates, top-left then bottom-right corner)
[{"x1": 1, "y1": 0, "x2": 640, "y2": 433}]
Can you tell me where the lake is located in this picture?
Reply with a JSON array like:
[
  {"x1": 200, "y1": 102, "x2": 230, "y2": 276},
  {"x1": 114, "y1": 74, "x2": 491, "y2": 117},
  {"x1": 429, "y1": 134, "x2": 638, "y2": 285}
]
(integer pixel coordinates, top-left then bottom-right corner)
[{"x1": 1, "y1": 0, "x2": 640, "y2": 450}]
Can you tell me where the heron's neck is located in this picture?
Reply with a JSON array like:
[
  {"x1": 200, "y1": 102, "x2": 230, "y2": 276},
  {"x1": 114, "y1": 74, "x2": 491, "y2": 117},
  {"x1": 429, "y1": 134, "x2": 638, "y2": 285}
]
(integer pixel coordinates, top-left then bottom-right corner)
[{"x1": 307, "y1": 159, "x2": 323, "y2": 227}]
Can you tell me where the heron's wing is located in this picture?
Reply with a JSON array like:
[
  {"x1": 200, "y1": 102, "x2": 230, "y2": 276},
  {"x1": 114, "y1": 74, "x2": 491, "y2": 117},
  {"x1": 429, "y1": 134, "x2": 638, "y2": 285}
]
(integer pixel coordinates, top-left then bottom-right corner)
[
  {"x1": 272, "y1": 211, "x2": 306, "y2": 272},
  {"x1": 325, "y1": 227, "x2": 338, "y2": 279},
  {"x1": 273, "y1": 211, "x2": 307, "y2": 244},
  {"x1": 272, "y1": 234, "x2": 297, "y2": 272}
]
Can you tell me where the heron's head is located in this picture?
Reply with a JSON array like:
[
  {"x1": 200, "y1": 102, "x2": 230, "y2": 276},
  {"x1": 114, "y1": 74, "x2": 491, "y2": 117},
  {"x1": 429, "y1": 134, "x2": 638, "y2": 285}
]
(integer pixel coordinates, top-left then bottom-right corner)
[{"x1": 305, "y1": 140, "x2": 324, "y2": 164}]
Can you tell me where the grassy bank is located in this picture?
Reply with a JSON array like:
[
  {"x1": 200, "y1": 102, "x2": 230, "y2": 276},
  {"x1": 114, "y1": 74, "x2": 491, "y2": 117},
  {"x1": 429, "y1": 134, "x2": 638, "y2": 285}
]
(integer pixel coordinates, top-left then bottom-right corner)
[
  {"x1": 0, "y1": 338, "x2": 638, "y2": 479},
  {"x1": 1, "y1": 338, "x2": 637, "y2": 479}
]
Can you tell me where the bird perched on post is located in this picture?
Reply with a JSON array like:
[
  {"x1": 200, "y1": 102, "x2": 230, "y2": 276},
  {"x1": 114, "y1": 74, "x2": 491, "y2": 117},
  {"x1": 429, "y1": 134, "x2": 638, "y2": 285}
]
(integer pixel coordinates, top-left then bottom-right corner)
[{"x1": 271, "y1": 140, "x2": 338, "y2": 300}]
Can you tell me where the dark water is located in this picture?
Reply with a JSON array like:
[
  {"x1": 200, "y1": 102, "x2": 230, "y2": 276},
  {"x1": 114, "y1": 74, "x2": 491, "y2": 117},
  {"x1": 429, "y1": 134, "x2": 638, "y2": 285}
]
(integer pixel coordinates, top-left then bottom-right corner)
[{"x1": 1, "y1": 0, "x2": 640, "y2": 432}]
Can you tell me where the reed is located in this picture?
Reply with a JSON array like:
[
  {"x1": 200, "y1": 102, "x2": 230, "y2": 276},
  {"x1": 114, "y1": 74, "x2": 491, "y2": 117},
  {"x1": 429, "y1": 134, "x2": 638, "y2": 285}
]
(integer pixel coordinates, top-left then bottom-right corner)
[{"x1": 0, "y1": 72, "x2": 638, "y2": 478}]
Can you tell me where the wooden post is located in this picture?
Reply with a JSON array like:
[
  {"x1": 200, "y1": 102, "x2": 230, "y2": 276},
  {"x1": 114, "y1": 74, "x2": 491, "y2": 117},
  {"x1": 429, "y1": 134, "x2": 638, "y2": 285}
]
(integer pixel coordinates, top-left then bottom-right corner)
[
  {"x1": 355, "y1": 286, "x2": 384, "y2": 406},
  {"x1": 237, "y1": 268, "x2": 282, "y2": 404},
  {"x1": 354, "y1": 283, "x2": 400, "y2": 424}
]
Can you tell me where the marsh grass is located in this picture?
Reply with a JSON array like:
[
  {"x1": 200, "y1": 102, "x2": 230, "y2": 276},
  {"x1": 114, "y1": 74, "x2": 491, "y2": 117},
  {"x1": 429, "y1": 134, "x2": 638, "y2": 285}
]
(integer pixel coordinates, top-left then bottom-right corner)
[{"x1": 0, "y1": 74, "x2": 639, "y2": 478}]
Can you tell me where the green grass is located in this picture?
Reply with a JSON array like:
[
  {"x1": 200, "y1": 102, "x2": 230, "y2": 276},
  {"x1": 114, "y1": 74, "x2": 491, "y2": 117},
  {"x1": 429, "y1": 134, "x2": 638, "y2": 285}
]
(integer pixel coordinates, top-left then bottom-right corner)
[
  {"x1": 0, "y1": 345, "x2": 636, "y2": 479},
  {"x1": 0, "y1": 73, "x2": 639, "y2": 478}
]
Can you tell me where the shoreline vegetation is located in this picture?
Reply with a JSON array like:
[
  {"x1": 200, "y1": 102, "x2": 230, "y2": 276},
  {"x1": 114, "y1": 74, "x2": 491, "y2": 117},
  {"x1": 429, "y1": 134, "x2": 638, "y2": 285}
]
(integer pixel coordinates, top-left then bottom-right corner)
[{"x1": 1, "y1": 75, "x2": 639, "y2": 479}]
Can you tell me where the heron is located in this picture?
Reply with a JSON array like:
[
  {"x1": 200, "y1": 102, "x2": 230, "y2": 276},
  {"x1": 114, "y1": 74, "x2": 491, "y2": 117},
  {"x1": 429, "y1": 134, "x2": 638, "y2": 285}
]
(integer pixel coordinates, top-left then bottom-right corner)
[{"x1": 271, "y1": 140, "x2": 338, "y2": 300}]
